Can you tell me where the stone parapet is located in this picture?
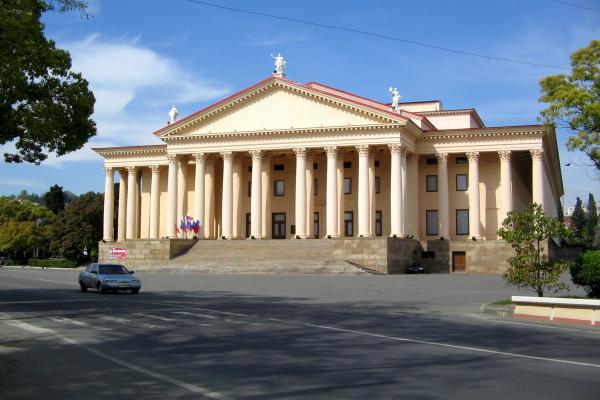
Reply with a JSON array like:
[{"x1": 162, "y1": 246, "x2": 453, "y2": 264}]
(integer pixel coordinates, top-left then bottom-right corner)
[{"x1": 98, "y1": 239, "x2": 196, "y2": 268}]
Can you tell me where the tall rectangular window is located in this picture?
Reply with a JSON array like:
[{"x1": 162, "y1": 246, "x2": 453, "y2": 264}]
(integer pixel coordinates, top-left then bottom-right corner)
[
  {"x1": 344, "y1": 211, "x2": 354, "y2": 237},
  {"x1": 375, "y1": 176, "x2": 381, "y2": 194},
  {"x1": 314, "y1": 178, "x2": 318, "y2": 196},
  {"x1": 426, "y1": 175, "x2": 438, "y2": 192},
  {"x1": 375, "y1": 210, "x2": 382, "y2": 236},
  {"x1": 273, "y1": 164, "x2": 284, "y2": 171},
  {"x1": 456, "y1": 209, "x2": 469, "y2": 235},
  {"x1": 245, "y1": 213, "x2": 251, "y2": 238},
  {"x1": 426, "y1": 210, "x2": 439, "y2": 236},
  {"x1": 274, "y1": 180, "x2": 285, "y2": 196},
  {"x1": 456, "y1": 174, "x2": 468, "y2": 191},
  {"x1": 344, "y1": 178, "x2": 352, "y2": 194},
  {"x1": 248, "y1": 180, "x2": 251, "y2": 197},
  {"x1": 313, "y1": 212, "x2": 320, "y2": 238}
]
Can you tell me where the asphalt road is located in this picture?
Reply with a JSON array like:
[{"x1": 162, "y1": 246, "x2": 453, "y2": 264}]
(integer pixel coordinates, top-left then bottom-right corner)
[{"x1": 0, "y1": 268, "x2": 599, "y2": 399}]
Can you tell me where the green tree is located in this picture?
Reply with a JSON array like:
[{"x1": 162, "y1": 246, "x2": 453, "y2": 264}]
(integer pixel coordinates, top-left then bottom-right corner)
[
  {"x1": 571, "y1": 197, "x2": 586, "y2": 242},
  {"x1": 498, "y1": 203, "x2": 570, "y2": 297},
  {"x1": 0, "y1": 0, "x2": 96, "y2": 164},
  {"x1": 0, "y1": 196, "x2": 54, "y2": 260},
  {"x1": 584, "y1": 193, "x2": 598, "y2": 246},
  {"x1": 539, "y1": 40, "x2": 600, "y2": 171},
  {"x1": 570, "y1": 250, "x2": 600, "y2": 298},
  {"x1": 50, "y1": 192, "x2": 102, "y2": 262},
  {"x1": 43, "y1": 184, "x2": 65, "y2": 214}
]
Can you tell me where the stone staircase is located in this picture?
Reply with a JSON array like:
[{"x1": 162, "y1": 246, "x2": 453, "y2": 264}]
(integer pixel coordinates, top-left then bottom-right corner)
[{"x1": 136, "y1": 239, "x2": 366, "y2": 274}]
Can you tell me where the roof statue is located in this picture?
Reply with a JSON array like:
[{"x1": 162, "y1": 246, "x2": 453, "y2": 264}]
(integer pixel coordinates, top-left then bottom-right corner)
[
  {"x1": 168, "y1": 105, "x2": 179, "y2": 124},
  {"x1": 271, "y1": 53, "x2": 287, "y2": 76},
  {"x1": 389, "y1": 87, "x2": 401, "y2": 111}
]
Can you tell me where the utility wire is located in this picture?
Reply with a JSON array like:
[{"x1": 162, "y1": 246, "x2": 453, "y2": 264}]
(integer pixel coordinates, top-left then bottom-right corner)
[
  {"x1": 185, "y1": 0, "x2": 570, "y2": 70},
  {"x1": 546, "y1": 0, "x2": 600, "y2": 12}
]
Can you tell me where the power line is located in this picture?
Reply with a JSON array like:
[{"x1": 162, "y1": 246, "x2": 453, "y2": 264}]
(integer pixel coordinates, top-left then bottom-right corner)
[
  {"x1": 547, "y1": 0, "x2": 600, "y2": 12},
  {"x1": 185, "y1": 0, "x2": 570, "y2": 70}
]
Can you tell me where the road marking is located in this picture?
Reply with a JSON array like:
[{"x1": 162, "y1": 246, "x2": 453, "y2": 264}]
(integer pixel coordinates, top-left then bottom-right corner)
[
  {"x1": 0, "y1": 319, "x2": 232, "y2": 399},
  {"x1": 100, "y1": 316, "x2": 130, "y2": 324},
  {"x1": 0, "y1": 275, "x2": 74, "y2": 285},
  {"x1": 49, "y1": 316, "x2": 113, "y2": 331},
  {"x1": 0, "y1": 299, "x2": 105, "y2": 305},
  {"x1": 173, "y1": 311, "x2": 218, "y2": 319},
  {"x1": 136, "y1": 313, "x2": 176, "y2": 322},
  {"x1": 463, "y1": 314, "x2": 600, "y2": 334}
]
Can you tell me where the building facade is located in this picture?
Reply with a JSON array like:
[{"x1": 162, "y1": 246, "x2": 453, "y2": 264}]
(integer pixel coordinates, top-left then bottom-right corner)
[{"x1": 94, "y1": 72, "x2": 563, "y2": 272}]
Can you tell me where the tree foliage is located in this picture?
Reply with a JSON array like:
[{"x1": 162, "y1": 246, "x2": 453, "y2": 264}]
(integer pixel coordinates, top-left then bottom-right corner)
[
  {"x1": 498, "y1": 203, "x2": 570, "y2": 297},
  {"x1": 570, "y1": 250, "x2": 600, "y2": 298},
  {"x1": 585, "y1": 193, "x2": 598, "y2": 245},
  {"x1": 50, "y1": 192, "x2": 102, "y2": 262},
  {"x1": 43, "y1": 184, "x2": 65, "y2": 214},
  {"x1": 0, "y1": 0, "x2": 96, "y2": 164},
  {"x1": 540, "y1": 40, "x2": 600, "y2": 171},
  {"x1": 571, "y1": 197, "x2": 586, "y2": 242}
]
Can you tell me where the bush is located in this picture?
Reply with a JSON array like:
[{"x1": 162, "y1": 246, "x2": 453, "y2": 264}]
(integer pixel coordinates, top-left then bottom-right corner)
[
  {"x1": 28, "y1": 258, "x2": 78, "y2": 268},
  {"x1": 570, "y1": 250, "x2": 600, "y2": 298}
]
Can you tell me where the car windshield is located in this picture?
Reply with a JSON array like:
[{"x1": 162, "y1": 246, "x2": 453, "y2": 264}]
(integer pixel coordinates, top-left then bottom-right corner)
[{"x1": 98, "y1": 264, "x2": 129, "y2": 275}]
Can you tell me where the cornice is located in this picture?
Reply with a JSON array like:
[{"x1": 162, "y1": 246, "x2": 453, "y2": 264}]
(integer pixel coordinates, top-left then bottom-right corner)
[
  {"x1": 422, "y1": 125, "x2": 547, "y2": 141},
  {"x1": 93, "y1": 145, "x2": 166, "y2": 157}
]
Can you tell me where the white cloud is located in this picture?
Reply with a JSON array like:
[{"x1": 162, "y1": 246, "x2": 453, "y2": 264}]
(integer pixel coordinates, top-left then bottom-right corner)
[{"x1": 0, "y1": 177, "x2": 46, "y2": 189}]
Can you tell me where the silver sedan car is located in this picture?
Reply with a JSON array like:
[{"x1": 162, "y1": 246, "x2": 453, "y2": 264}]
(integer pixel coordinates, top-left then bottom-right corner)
[{"x1": 78, "y1": 263, "x2": 141, "y2": 294}]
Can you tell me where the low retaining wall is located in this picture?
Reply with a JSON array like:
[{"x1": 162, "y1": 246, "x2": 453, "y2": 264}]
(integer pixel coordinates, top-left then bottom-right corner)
[
  {"x1": 512, "y1": 296, "x2": 600, "y2": 326},
  {"x1": 98, "y1": 239, "x2": 196, "y2": 267}
]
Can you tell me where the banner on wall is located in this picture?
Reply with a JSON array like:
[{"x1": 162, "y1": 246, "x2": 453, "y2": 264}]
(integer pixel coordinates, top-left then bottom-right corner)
[{"x1": 108, "y1": 247, "x2": 127, "y2": 260}]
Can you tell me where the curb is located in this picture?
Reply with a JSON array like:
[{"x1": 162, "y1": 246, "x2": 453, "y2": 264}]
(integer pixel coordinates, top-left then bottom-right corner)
[
  {"x1": 1, "y1": 265, "x2": 84, "y2": 271},
  {"x1": 479, "y1": 303, "x2": 515, "y2": 318}
]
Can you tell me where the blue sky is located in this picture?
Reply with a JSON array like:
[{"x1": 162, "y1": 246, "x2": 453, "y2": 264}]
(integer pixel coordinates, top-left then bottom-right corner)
[{"x1": 1, "y1": 0, "x2": 598, "y2": 207}]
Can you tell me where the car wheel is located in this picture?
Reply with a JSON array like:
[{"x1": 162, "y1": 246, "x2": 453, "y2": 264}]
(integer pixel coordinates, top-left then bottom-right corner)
[
  {"x1": 131, "y1": 289, "x2": 139, "y2": 295},
  {"x1": 79, "y1": 282, "x2": 87, "y2": 292},
  {"x1": 97, "y1": 283, "x2": 105, "y2": 294}
]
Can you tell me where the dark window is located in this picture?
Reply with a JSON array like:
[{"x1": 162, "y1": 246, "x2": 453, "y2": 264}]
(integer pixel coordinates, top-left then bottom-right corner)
[
  {"x1": 375, "y1": 210, "x2": 382, "y2": 236},
  {"x1": 313, "y1": 212, "x2": 320, "y2": 238},
  {"x1": 344, "y1": 178, "x2": 352, "y2": 194},
  {"x1": 426, "y1": 158, "x2": 438, "y2": 165},
  {"x1": 456, "y1": 156, "x2": 468, "y2": 164},
  {"x1": 248, "y1": 181, "x2": 251, "y2": 197},
  {"x1": 375, "y1": 160, "x2": 380, "y2": 168},
  {"x1": 426, "y1": 210, "x2": 439, "y2": 236},
  {"x1": 272, "y1": 213, "x2": 286, "y2": 239},
  {"x1": 344, "y1": 211, "x2": 354, "y2": 237},
  {"x1": 248, "y1": 165, "x2": 252, "y2": 172},
  {"x1": 426, "y1": 175, "x2": 438, "y2": 192},
  {"x1": 314, "y1": 178, "x2": 318, "y2": 196},
  {"x1": 290, "y1": 225, "x2": 296, "y2": 235},
  {"x1": 421, "y1": 251, "x2": 435, "y2": 259},
  {"x1": 313, "y1": 162, "x2": 318, "y2": 170},
  {"x1": 375, "y1": 176, "x2": 381, "y2": 194},
  {"x1": 245, "y1": 213, "x2": 251, "y2": 238},
  {"x1": 456, "y1": 209, "x2": 469, "y2": 235},
  {"x1": 274, "y1": 164, "x2": 284, "y2": 171},
  {"x1": 456, "y1": 174, "x2": 468, "y2": 191},
  {"x1": 343, "y1": 161, "x2": 352, "y2": 169},
  {"x1": 274, "y1": 180, "x2": 285, "y2": 196}
]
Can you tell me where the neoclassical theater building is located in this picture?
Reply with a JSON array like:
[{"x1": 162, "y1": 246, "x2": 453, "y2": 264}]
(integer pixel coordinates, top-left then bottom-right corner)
[{"x1": 95, "y1": 65, "x2": 563, "y2": 273}]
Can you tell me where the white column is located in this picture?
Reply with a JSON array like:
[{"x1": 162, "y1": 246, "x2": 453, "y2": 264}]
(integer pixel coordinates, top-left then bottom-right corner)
[
  {"x1": 369, "y1": 154, "x2": 375, "y2": 236},
  {"x1": 221, "y1": 151, "x2": 233, "y2": 239},
  {"x1": 260, "y1": 156, "x2": 271, "y2": 238},
  {"x1": 305, "y1": 158, "x2": 314, "y2": 238},
  {"x1": 499, "y1": 150, "x2": 512, "y2": 222},
  {"x1": 193, "y1": 153, "x2": 205, "y2": 238},
  {"x1": 117, "y1": 169, "x2": 127, "y2": 242},
  {"x1": 437, "y1": 153, "x2": 449, "y2": 239},
  {"x1": 467, "y1": 151, "x2": 481, "y2": 239},
  {"x1": 357, "y1": 145, "x2": 371, "y2": 237},
  {"x1": 166, "y1": 155, "x2": 179, "y2": 238},
  {"x1": 400, "y1": 148, "x2": 408, "y2": 236},
  {"x1": 125, "y1": 166, "x2": 137, "y2": 240},
  {"x1": 177, "y1": 157, "x2": 187, "y2": 219},
  {"x1": 294, "y1": 147, "x2": 307, "y2": 238},
  {"x1": 250, "y1": 150, "x2": 263, "y2": 239},
  {"x1": 103, "y1": 167, "x2": 115, "y2": 241},
  {"x1": 232, "y1": 158, "x2": 242, "y2": 238},
  {"x1": 409, "y1": 153, "x2": 419, "y2": 238},
  {"x1": 204, "y1": 160, "x2": 215, "y2": 239},
  {"x1": 389, "y1": 144, "x2": 402, "y2": 236},
  {"x1": 149, "y1": 165, "x2": 160, "y2": 239},
  {"x1": 325, "y1": 146, "x2": 339, "y2": 237},
  {"x1": 531, "y1": 149, "x2": 544, "y2": 210}
]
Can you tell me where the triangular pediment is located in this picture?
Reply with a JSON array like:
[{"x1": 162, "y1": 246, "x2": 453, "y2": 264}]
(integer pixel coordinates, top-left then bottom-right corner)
[{"x1": 156, "y1": 78, "x2": 407, "y2": 137}]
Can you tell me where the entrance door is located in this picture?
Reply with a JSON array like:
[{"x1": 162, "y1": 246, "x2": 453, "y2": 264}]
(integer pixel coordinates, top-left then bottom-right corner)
[
  {"x1": 452, "y1": 251, "x2": 466, "y2": 272},
  {"x1": 272, "y1": 213, "x2": 286, "y2": 239}
]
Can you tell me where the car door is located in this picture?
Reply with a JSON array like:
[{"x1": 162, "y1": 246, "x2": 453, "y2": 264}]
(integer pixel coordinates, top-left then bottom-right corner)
[{"x1": 89, "y1": 264, "x2": 99, "y2": 286}]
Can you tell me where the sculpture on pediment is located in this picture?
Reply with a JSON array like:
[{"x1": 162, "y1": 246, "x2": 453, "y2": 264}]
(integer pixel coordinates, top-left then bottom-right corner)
[
  {"x1": 389, "y1": 87, "x2": 401, "y2": 111},
  {"x1": 168, "y1": 105, "x2": 179, "y2": 124},
  {"x1": 272, "y1": 53, "x2": 287, "y2": 75}
]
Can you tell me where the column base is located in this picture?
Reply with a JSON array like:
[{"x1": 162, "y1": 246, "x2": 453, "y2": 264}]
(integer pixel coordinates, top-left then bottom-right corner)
[
  {"x1": 469, "y1": 236, "x2": 484, "y2": 241},
  {"x1": 247, "y1": 235, "x2": 263, "y2": 240},
  {"x1": 357, "y1": 234, "x2": 372, "y2": 238}
]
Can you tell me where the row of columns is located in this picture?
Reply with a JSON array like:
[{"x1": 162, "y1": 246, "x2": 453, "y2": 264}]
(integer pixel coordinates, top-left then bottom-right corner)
[{"x1": 102, "y1": 147, "x2": 545, "y2": 242}]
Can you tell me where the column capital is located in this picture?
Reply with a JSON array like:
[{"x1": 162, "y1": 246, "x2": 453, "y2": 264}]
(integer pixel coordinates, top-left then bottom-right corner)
[
  {"x1": 103, "y1": 167, "x2": 114, "y2": 176},
  {"x1": 220, "y1": 151, "x2": 233, "y2": 162},
  {"x1": 466, "y1": 151, "x2": 480, "y2": 163},
  {"x1": 249, "y1": 150, "x2": 263, "y2": 160},
  {"x1": 356, "y1": 144, "x2": 370, "y2": 157},
  {"x1": 530, "y1": 149, "x2": 544, "y2": 160},
  {"x1": 149, "y1": 165, "x2": 161, "y2": 174},
  {"x1": 325, "y1": 146, "x2": 338, "y2": 158},
  {"x1": 125, "y1": 166, "x2": 137, "y2": 174},
  {"x1": 293, "y1": 147, "x2": 307, "y2": 159},
  {"x1": 167, "y1": 154, "x2": 179, "y2": 163},
  {"x1": 388, "y1": 143, "x2": 404, "y2": 154},
  {"x1": 193, "y1": 153, "x2": 206, "y2": 163},
  {"x1": 498, "y1": 150, "x2": 512, "y2": 161},
  {"x1": 436, "y1": 153, "x2": 448, "y2": 164}
]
